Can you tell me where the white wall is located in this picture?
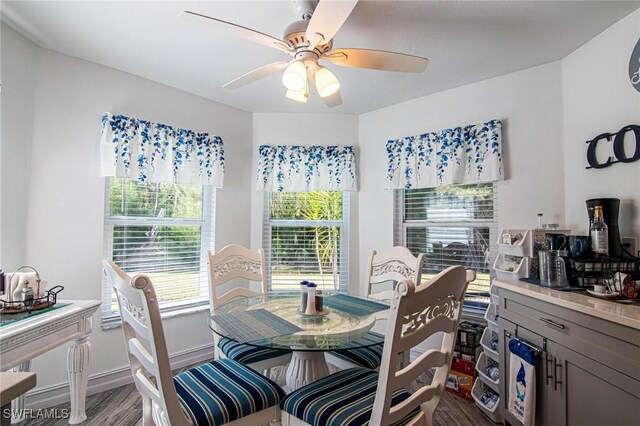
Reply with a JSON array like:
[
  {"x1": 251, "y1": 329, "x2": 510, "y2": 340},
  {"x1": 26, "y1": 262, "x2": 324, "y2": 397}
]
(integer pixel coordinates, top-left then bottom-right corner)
[
  {"x1": 5, "y1": 28, "x2": 253, "y2": 398},
  {"x1": 562, "y1": 9, "x2": 640, "y2": 239},
  {"x1": 358, "y1": 62, "x2": 565, "y2": 284},
  {"x1": 1, "y1": 24, "x2": 37, "y2": 270},
  {"x1": 250, "y1": 113, "x2": 360, "y2": 291}
]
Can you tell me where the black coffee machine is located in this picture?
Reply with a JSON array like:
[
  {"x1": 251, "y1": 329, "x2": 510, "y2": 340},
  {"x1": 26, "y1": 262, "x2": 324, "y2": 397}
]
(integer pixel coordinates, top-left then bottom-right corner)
[{"x1": 586, "y1": 198, "x2": 625, "y2": 258}]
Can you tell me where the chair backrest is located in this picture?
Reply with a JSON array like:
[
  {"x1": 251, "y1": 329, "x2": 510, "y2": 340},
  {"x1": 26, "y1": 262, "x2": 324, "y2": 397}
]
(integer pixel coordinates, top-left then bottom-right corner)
[
  {"x1": 103, "y1": 260, "x2": 188, "y2": 425},
  {"x1": 370, "y1": 265, "x2": 471, "y2": 425},
  {"x1": 207, "y1": 244, "x2": 267, "y2": 311},
  {"x1": 365, "y1": 247, "x2": 426, "y2": 302}
]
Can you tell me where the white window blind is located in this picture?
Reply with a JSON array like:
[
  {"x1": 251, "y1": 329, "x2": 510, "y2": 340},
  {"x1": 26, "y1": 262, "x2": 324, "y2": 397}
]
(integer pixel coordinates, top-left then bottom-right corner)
[
  {"x1": 394, "y1": 183, "x2": 497, "y2": 309},
  {"x1": 263, "y1": 191, "x2": 349, "y2": 292},
  {"x1": 102, "y1": 177, "x2": 215, "y2": 326}
]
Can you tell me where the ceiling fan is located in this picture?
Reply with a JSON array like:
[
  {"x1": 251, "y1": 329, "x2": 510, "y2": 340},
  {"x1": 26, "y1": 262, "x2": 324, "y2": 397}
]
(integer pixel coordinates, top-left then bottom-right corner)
[{"x1": 181, "y1": 0, "x2": 428, "y2": 108}]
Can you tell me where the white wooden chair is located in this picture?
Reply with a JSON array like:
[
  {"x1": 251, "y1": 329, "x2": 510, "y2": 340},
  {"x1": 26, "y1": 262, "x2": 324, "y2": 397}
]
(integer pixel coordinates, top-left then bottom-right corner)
[
  {"x1": 326, "y1": 246, "x2": 425, "y2": 370},
  {"x1": 207, "y1": 244, "x2": 292, "y2": 372},
  {"x1": 103, "y1": 260, "x2": 285, "y2": 426},
  {"x1": 281, "y1": 266, "x2": 470, "y2": 426}
]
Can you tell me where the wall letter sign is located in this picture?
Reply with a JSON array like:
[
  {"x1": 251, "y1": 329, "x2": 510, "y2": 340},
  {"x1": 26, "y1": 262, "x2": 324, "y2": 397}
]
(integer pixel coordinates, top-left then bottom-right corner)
[
  {"x1": 586, "y1": 125, "x2": 640, "y2": 169},
  {"x1": 630, "y1": 38, "x2": 640, "y2": 93}
]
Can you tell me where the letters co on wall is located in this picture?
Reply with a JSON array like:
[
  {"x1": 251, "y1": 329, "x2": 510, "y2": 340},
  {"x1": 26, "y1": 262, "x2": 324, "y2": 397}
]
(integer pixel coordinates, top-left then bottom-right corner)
[{"x1": 586, "y1": 125, "x2": 640, "y2": 170}]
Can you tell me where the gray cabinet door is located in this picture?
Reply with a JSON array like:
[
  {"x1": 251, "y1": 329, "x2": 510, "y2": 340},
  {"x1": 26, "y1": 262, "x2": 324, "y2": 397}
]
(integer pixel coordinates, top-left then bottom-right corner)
[{"x1": 551, "y1": 341, "x2": 640, "y2": 426}]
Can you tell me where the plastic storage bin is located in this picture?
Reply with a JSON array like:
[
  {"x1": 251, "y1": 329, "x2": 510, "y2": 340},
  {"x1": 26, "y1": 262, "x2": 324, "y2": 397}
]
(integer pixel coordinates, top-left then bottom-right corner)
[
  {"x1": 476, "y1": 352, "x2": 500, "y2": 392},
  {"x1": 493, "y1": 254, "x2": 530, "y2": 281},
  {"x1": 489, "y1": 284, "x2": 499, "y2": 305},
  {"x1": 497, "y1": 229, "x2": 532, "y2": 257},
  {"x1": 481, "y1": 327, "x2": 500, "y2": 362},
  {"x1": 472, "y1": 379, "x2": 503, "y2": 423},
  {"x1": 484, "y1": 303, "x2": 499, "y2": 332}
]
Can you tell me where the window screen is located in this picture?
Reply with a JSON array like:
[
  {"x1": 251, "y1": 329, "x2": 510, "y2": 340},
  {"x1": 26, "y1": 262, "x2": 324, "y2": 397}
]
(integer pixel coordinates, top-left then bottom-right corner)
[
  {"x1": 394, "y1": 183, "x2": 497, "y2": 308},
  {"x1": 263, "y1": 191, "x2": 349, "y2": 292},
  {"x1": 102, "y1": 177, "x2": 215, "y2": 325}
]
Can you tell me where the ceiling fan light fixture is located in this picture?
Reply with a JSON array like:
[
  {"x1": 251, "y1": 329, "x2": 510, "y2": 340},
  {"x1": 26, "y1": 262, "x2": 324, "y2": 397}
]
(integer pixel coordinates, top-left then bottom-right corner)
[
  {"x1": 282, "y1": 60, "x2": 307, "y2": 91},
  {"x1": 286, "y1": 82, "x2": 309, "y2": 103},
  {"x1": 315, "y1": 66, "x2": 340, "y2": 98}
]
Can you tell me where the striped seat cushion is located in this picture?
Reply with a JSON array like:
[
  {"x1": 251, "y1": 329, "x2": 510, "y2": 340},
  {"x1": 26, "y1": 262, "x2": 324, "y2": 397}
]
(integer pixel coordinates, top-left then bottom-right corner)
[
  {"x1": 281, "y1": 367, "x2": 420, "y2": 426},
  {"x1": 173, "y1": 358, "x2": 285, "y2": 426},
  {"x1": 329, "y1": 333, "x2": 384, "y2": 369},
  {"x1": 218, "y1": 338, "x2": 291, "y2": 365}
]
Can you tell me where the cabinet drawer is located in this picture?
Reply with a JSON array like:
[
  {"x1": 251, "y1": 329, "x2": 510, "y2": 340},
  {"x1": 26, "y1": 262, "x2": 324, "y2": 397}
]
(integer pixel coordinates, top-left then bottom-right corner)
[{"x1": 500, "y1": 288, "x2": 640, "y2": 381}]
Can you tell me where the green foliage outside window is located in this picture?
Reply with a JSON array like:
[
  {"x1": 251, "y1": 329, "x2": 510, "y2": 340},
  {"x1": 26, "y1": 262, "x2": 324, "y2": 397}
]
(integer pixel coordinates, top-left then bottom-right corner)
[{"x1": 108, "y1": 178, "x2": 205, "y2": 273}]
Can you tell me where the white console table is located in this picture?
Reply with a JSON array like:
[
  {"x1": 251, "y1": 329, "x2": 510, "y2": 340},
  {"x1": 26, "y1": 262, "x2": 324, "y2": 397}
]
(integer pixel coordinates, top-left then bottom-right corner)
[{"x1": 0, "y1": 300, "x2": 101, "y2": 424}]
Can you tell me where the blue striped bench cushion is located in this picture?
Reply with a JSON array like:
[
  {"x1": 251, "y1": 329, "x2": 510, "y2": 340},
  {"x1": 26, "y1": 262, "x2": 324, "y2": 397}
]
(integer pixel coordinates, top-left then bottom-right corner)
[
  {"x1": 174, "y1": 358, "x2": 285, "y2": 425},
  {"x1": 329, "y1": 333, "x2": 384, "y2": 369},
  {"x1": 281, "y1": 367, "x2": 420, "y2": 426},
  {"x1": 218, "y1": 337, "x2": 291, "y2": 365}
]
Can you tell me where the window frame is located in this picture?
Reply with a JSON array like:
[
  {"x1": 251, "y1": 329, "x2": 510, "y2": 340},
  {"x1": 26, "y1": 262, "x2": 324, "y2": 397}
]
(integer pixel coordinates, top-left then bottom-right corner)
[
  {"x1": 101, "y1": 177, "x2": 215, "y2": 328},
  {"x1": 393, "y1": 183, "x2": 497, "y2": 314},
  {"x1": 262, "y1": 191, "x2": 350, "y2": 293}
]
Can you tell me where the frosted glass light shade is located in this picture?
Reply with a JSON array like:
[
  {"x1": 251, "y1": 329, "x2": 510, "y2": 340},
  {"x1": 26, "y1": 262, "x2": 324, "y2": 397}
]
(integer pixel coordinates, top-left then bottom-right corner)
[
  {"x1": 282, "y1": 61, "x2": 307, "y2": 92},
  {"x1": 315, "y1": 66, "x2": 340, "y2": 98},
  {"x1": 286, "y1": 85, "x2": 308, "y2": 103}
]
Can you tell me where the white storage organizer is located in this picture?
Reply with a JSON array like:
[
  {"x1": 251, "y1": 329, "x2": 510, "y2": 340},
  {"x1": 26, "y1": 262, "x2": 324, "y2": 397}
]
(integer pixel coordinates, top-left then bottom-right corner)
[
  {"x1": 497, "y1": 229, "x2": 532, "y2": 257},
  {"x1": 484, "y1": 303, "x2": 499, "y2": 332},
  {"x1": 476, "y1": 352, "x2": 500, "y2": 392},
  {"x1": 493, "y1": 254, "x2": 531, "y2": 281},
  {"x1": 472, "y1": 379, "x2": 503, "y2": 423},
  {"x1": 489, "y1": 284, "x2": 499, "y2": 305},
  {"x1": 481, "y1": 327, "x2": 500, "y2": 362}
]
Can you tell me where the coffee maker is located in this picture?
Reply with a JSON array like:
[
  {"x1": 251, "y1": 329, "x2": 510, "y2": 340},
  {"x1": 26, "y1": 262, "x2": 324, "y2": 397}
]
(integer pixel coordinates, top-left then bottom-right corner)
[{"x1": 586, "y1": 198, "x2": 625, "y2": 257}]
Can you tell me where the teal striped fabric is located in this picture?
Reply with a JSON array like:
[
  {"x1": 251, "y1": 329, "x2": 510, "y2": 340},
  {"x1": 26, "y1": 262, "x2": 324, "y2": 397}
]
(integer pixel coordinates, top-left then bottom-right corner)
[
  {"x1": 281, "y1": 368, "x2": 420, "y2": 426},
  {"x1": 323, "y1": 294, "x2": 389, "y2": 317},
  {"x1": 329, "y1": 333, "x2": 384, "y2": 369},
  {"x1": 218, "y1": 338, "x2": 291, "y2": 365},
  {"x1": 174, "y1": 359, "x2": 285, "y2": 425}
]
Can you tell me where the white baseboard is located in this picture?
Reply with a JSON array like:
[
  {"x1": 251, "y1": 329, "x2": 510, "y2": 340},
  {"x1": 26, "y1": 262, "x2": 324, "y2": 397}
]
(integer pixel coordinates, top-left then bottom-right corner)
[{"x1": 25, "y1": 343, "x2": 215, "y2": 410}]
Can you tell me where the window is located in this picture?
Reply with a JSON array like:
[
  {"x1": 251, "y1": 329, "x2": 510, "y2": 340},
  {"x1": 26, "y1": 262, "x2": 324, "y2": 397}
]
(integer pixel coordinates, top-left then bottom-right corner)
[
  {"x1": 394, "y1": 183, "x2": 497, "y2": 310},
  {"x1": 263, "y1": 191, "x2": 349, "y2": 292},
  {"x1": 102, "y1": 177, "x2": 215, "y2": 325}
]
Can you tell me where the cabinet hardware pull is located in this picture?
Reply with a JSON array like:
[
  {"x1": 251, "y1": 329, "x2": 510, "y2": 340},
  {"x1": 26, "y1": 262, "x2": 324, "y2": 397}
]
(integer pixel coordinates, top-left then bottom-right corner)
[
  {"x1": 539, "y1": 317, "x2": 565, "y2": 329},
  {"x1": 545, "y1": 353, "x2": 553, "y2": 385},
  {"x1": 554, "y1": 359, "x2": 563, "y2": 390}
]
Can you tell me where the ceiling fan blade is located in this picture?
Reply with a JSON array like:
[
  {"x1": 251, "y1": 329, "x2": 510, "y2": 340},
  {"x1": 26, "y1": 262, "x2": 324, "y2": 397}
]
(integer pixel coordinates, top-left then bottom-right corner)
[
  {"x1": 223, "y1": 61, "x2": 289, "y2": 89},
  {"x1": 322, "y1": 88, "x2": 343, "y2": 108},
  {"x1": 181, "y1": 11, "x2": 293, "y2": 54},
  {"x1": 323, "y1": 48, "x2": 428, "y2": 73},
  {"x1": 305, "y1": 0, "x2": 358, "y2": 50}
]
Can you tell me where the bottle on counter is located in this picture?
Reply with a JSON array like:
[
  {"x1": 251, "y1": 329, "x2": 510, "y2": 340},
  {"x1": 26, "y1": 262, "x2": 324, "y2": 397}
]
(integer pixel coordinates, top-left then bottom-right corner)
[
  {"x1": 591, "y1": 205, "x2": 609, "y2": 256},
  {"x1": 305, "y1": 282, "x2": 317, "y2": 315}
]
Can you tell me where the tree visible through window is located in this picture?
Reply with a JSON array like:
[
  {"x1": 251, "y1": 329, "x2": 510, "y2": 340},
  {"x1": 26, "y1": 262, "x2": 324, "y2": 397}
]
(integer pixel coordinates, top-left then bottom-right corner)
[
  {"x1": 264, "y1": 191, "x2": 349, "y2": 292},
  {"x1": 102, "y1": 178, "x2": 214, "y2": 323}
]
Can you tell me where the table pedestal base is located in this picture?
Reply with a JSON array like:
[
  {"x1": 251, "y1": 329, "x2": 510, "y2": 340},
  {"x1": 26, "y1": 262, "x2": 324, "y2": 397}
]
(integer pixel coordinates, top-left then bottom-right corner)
[{"x1": 285, "y1": 351, "x2": 330, "y2": 392}]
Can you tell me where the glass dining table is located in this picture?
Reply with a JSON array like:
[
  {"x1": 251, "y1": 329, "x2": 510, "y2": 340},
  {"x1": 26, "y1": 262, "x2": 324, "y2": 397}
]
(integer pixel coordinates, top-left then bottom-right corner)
[{"x1": 208, "y1": 292, "x2": 388, "y2": 391}]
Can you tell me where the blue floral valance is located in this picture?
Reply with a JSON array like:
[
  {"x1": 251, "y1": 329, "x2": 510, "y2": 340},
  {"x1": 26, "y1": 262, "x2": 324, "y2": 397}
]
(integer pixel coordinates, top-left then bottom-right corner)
[
  {"x1": 257, "y1": 145, "x2": 357, "y2": 192},
  {"x1": 386, "y1": 119, "x2": 503, "y2": 189},
  {"x1": 100, "y1": 113, "x2": 225, "y2": 186}
]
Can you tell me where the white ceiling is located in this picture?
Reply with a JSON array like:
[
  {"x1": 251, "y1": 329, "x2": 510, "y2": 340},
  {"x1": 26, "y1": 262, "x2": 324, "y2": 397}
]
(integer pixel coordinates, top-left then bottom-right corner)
[{"x1": 3, "y1": 1, "x2": 639, "y2": 114}]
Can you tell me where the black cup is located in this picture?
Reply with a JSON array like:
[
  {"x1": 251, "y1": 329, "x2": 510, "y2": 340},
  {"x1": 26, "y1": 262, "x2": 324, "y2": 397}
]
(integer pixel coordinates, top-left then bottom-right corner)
[
  {"x1": 546, "y1": 233, "x2": 568, "y2": 250},
  {"x1": 568, "y1": 235, "x2": 591, "y2": 259}
]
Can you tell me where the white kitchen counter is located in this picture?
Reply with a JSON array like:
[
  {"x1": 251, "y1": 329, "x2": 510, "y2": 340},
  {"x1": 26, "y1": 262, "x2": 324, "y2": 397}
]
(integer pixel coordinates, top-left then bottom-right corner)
[{"x1": 493, "y1": 279, "x2": 640, "y2": 330}]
